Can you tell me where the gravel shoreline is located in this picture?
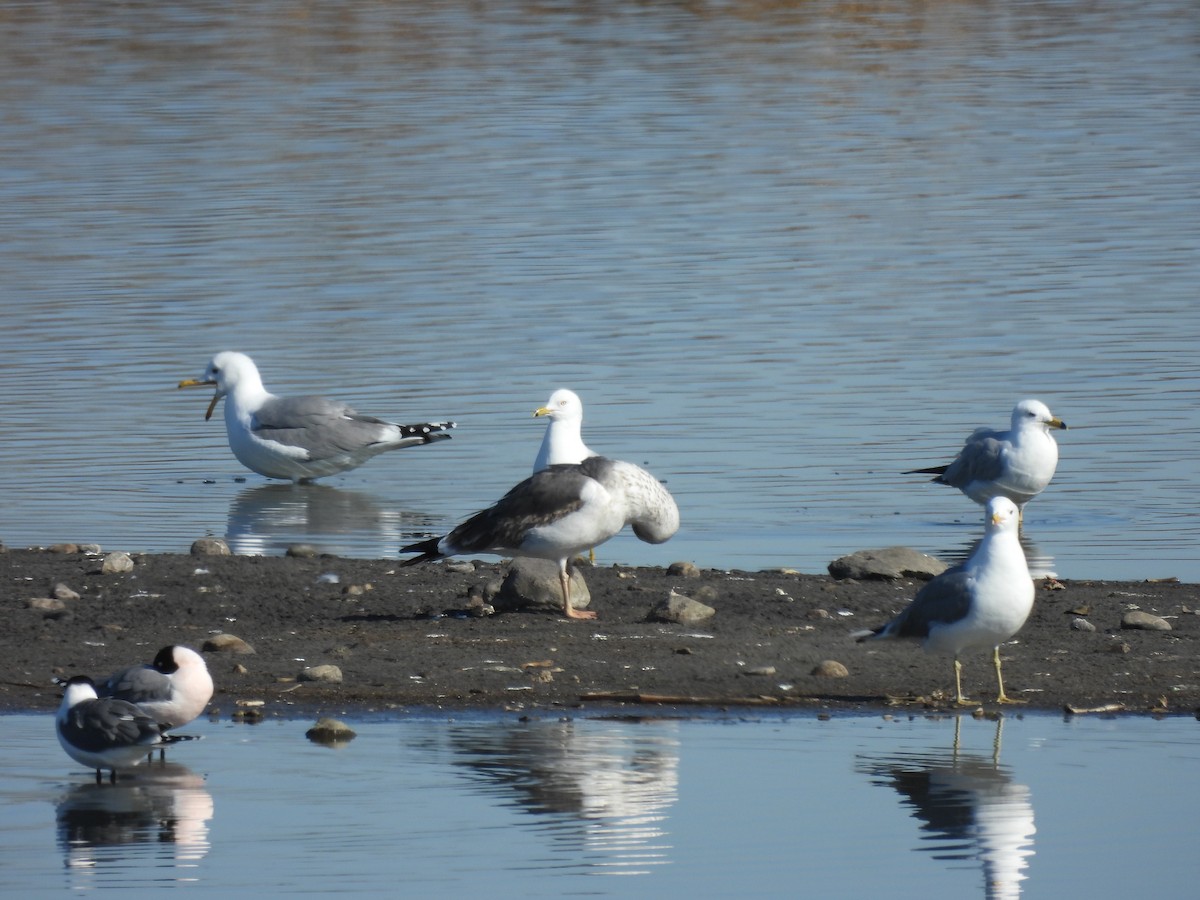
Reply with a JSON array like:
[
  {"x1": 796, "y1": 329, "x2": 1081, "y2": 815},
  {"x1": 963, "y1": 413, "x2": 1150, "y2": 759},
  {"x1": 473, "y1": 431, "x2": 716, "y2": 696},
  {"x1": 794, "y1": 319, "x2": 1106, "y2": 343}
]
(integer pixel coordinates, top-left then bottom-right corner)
[{"x1": 4, "y1": 547, "x2": 1198, "y2": 719}]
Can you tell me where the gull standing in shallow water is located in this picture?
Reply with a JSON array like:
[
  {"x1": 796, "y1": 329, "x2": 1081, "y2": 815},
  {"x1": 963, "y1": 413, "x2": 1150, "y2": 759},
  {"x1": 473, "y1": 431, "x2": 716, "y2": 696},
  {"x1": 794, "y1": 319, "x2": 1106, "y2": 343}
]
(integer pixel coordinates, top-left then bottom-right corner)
[
  {"x1": 854, "y1": 496, "x2": 1035, "y2": 706},
  {"x1": 907, "y1": 399, "x2": 1067, "y2": 520},
  {"x1": 99, "y1": 645, "x2": 214, "y2": 734},
  {"x1": 533, "y1": 388, "x2": 596, "y2": 472},
  {"x1": 179, "y1": 351, "x2": 455, "y2": 482},
  {"x1": 57, "y1": 676, "x2": 197, "y2": 783},
  {"x1": 400, "y1": 456, "x2": 679, "y2": 620}
]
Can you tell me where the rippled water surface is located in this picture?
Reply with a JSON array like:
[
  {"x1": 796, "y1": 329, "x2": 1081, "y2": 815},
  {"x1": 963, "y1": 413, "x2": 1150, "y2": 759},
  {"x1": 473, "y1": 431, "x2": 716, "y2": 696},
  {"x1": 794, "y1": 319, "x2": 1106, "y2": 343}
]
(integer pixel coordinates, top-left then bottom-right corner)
[
  {"x1": 1, "y1": 0, "x2": 1198, "y2": 579},
  {"x1": 1, "y1": 711, "x2": 1197, "y2": 897}
]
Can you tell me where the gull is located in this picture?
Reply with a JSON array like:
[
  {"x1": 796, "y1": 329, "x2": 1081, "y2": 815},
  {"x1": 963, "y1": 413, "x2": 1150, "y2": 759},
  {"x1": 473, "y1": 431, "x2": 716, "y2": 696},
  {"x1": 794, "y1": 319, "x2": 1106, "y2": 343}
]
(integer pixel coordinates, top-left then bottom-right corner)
[
  {"x1": 907, "y1": 399, "x2": 1067, "y2": 518},
  {"x1": 854, "y1": 497, "x2": 1035, "y2": 705},
  {"x1": 179, "y1": 351, "x2": 455, "y2": 482},
  {"x1": 56, "y1": 676, "x2": 197, "y2": 783},
  {"x1": 400, "y1": 456, "x2": 679, "y2": 620},
  {"x1": 533, "y1": 388, "x2": 596, "y2": 472},
  {"x1": 99, "y1": 645, "x2": 214, "y2": 734}
]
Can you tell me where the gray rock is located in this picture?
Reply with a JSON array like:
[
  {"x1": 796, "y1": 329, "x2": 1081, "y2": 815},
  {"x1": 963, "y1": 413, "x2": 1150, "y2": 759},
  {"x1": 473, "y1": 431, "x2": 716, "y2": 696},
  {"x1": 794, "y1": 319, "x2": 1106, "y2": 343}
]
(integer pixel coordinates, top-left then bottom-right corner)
[
  {"x1": 741, "y1": 665, "x2": 777, "y2": 677},
  {"x1": 493, "y1": 558, "x2": 590, "y2": 614},
  {"x1": 811, "y1": 660, "x2": 850, "y2": 678},
  {"x1": 286, "y1": 543, "x2": 320, "y2": 558},
  {"x1": 53, "y1": 582, "x2": 80, "y2": 601},
  {"x1": 648, "y1": 590, "x2": 716, "y2": 625},
  {"x1": 48, "y1": 543, "x2": 80, "y2": 554},
  {"x1": 445, "y1": 561, "x2": 476, "y2": 575},
  {"x1": 1121, "y1": 610, "x2": 1172, "y2": 631},
  {"x1": 666, "y1": 561, "x2": 701, "y2": 578},
  {"x1": 27, "y1": 597, "x2": 66, "y2": 612},
  {"x1": 306, "y1": 717, "x2": 357, "y2": 745},
  {"x1": 191, "y1": 538, "x2": 231, "y2": 556},
  {"x1": 298, "y1": 664, "x2": 343, "y2": 683},
  {"x1": 1071, "y1": 617, "x2": 1097, "y2": 632},
  {"x1": 100, "y1": 552, "x2": 135, "y2": 574},
  {"x1": 203, "y1": 633, "x2": 255, "y2": 654},
  {"x1": 828, "y1": 547, "x2": 948, "y2": 581}
]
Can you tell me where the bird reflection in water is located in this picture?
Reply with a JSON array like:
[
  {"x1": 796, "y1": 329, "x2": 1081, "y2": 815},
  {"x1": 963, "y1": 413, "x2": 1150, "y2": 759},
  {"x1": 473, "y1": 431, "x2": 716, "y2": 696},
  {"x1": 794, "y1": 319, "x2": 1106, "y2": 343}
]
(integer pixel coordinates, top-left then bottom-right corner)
[
  {"x1": 415, "y1": 718, "x2": 679, "y2": 876},
  {"x1": 857, "y1": 717, "x2": 1035, "y2": 899},
  {"x1": 56, "y1": 762, "x2": 213, "y2": 882},
  {"x1": 224, "y1": 482, "x2": 440, "y2": 557}
]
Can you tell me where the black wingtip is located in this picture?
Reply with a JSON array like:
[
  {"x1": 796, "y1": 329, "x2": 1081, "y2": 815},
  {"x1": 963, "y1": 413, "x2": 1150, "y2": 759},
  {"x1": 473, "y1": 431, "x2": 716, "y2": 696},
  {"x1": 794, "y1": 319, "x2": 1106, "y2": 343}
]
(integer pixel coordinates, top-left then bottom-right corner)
[
  {"x1": 399, "y1": 536, "x2": 444, "y2": 566},
  {"x1": 904, "y1": 465, "x2": 949, "y2": 477}
]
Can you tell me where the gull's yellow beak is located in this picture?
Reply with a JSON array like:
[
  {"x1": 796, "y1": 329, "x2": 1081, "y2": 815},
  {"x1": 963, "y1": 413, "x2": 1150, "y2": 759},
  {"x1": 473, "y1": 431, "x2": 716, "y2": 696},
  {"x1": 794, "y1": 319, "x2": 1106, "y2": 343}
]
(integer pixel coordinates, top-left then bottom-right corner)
[
  {"x1": 1049, "y1": 416, "x2": 1067, "y2": 430},
  {"x1": 178, "y1": 378, "x2": 220, "y2": 420},
  {"x1": 992, "y1": 512, "x2": 1005, "y2": 525},
  {"x1": 533, "y1": 406, "x2": 552, "y2": 418}
]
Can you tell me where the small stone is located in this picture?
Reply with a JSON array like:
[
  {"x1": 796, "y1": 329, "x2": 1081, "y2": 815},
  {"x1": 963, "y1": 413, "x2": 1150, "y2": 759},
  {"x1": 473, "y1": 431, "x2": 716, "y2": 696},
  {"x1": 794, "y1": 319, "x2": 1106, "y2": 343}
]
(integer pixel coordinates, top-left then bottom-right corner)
[
  {"x1": 828, "y1": 547, "x2": 948, "y2": 581},
  {"x1": 807, "y1": 608, "x2": 831, "y2": 620},
  {"x1": 445, "y1": 561, "x2": 476, "y2": 575},
  {"x1": 78, "y1": 544, "x2": 103, "y2": 555},
  {"x1": 27, "y1": 597, "x2": 66, "y2": 612},
  {"x1": 203, "y1": 633, "x2": 255, "y2": 654},
  {"x1": 191, "y1": 538, "x2": 231, "y2": 556},
  {"x1": 298, "y1": 664, "x2": 343, "y2": 683},
  {"x1": 52, "y1": 583, "x2": 80, "y2": 601},
  {"x1": 1071, "y1": 617, "x2": 1097, "y2": 632},
  {"x1": 100, "y1": 552, "x2": 134, "y2": 574},
  {"x1": 1122, "y1": 611, "x2": 1172, "y2": 631},
  {"x1": 342, "y1": 584, "x2": 366, "y2": 596},
  {"x1": 742, "y1": 665, "x2": 777, "y2": 676},
  {"x1": 48, "y1": 543, "x2": 80, "y2": 554},
  {"x1": 647, "y1": 590, "x2": 716, "y2": 626},
  {"x1": 1108, "y1": 640, "x2": 1132, "y2": 654},
  {"x1": 811, "y1": 660, "x2": 850, "y2": 678},
  {"x1": 306, "y1": 717, "x2": 357, "y2": 745},
  {"x1": 232, "y1": 663, "x2": 249, "y2": 674},
  {"x1": 286, "y1": 544, "x2": 320, "y2": 558},
  {"x1": 666, "y1": 561, "x2": 701, "y2": 578}
]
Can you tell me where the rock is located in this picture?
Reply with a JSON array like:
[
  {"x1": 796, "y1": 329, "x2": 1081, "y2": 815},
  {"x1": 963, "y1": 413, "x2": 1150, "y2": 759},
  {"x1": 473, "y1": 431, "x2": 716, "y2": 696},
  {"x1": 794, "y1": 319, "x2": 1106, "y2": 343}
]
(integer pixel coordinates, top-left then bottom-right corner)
[
  {"x1": 445, "y1": 561, "x2": 476, "y2": 575},
  {"x1": 692, "y1": 584, "x2": 719, "y2": 604},
  {"x1": 27, "y1": 597, "x2": 66, "y2": 612},
  {"x1": 191, "y1": 538, "x2": 231, "y2": 556},
  {"x1": 742, "y1": 665, "x2": 776, "y2": 676},
  {"x1": 493, "y1": 558, "x2": 590, "y2": 614},
  {"x1": 203, "y1": 633, "x2": 255, "y2": 654},
  {"x1": 286, "y1": 543, "x2": 320, "y2": 558},
  {"x1": 298, "y1": 664, "x2": 343, "y2": 683},
  {"x1": 811, "y1": 660, "x2": 850, "y2": 678},
  {"x1": 52, "y1": 583, "x2": 80, "y2": 601},
  {"x1": 100, "y1": 552, "x2": 135, "y2": 574},
  {"x1": 48, "y1": 543, "x2": 79, "y2": 554},
  {"x1": 828, "y1": 547, "x2": 948, "y2": 581},
  {"x1": 1121, "y1": 611, "x2": 1172, "y2": 631},
  {"x1": 306, "y1": 717, "x2": 357, "y2": 746},
  {"x1": 647, "y1": 590, "x2": 716, "y2": 625},
  {"x1": 667, "y1": 561, "x2": 701, "y2": 578},
  {"x1": 1071, "y1": 617, "x2": 1097, "y2": 632},
  {"x1": 77, "y1": 543, "x2": 103, "y2": 555}
]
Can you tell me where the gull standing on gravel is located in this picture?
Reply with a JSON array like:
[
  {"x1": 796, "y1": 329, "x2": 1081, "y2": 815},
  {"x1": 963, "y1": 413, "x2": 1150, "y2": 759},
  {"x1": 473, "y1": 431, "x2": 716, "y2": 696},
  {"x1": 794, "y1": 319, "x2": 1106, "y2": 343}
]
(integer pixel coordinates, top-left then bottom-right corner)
[
  {"x1": 100, "y1": 645, "x2": 214, "y2": 733},
  {"x1": 907, "y1": 399, "x2": 1067, "y2": 519},
  {"x1": 854, "y1": 496, "x2": 1035, "y2": 705},
  {"x1": 57, "y1": 676, "x2": 197, "y2": 783},
  {"x1": 533, "y1": 388, "x2": 596, "y2": 472},
  {"x1": 179, "y1": 351, "x2": 455, "y2": 482},
  {"x1": 400, "y1": 456, "x2": 679, "y2": 620}
]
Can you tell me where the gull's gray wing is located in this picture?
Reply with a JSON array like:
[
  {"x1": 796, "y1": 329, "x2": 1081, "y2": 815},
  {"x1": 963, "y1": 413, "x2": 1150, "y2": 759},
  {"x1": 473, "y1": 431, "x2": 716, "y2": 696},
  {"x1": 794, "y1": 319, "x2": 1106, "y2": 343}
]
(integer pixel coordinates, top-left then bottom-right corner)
[
  {"x1": 100, "y1": 665, "x2": 171, "y2": 705},
  {"x1": 936, "y1": 427, "x2": 1010, "y2": 488},
  {"x1": 885, "y1": 566, "x2": 974, "y2": 639},
  {"x1": 61, "y1": 699, "x2": 160, "y2": 753},
  {"x1": 251, "y1": 394, "x2": 396, "y2": 459}
]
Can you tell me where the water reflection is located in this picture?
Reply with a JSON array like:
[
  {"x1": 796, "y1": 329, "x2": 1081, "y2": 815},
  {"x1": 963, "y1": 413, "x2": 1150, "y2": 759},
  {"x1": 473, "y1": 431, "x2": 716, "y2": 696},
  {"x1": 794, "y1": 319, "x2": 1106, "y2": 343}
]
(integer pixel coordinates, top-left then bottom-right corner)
[
  {"x1": 858, "y1": 717, "x2": 1035, "y2": 899},
  {"x1": 225, "y1": 483, "x2": 438, "y2": 556},
  {"x1": 417, "y1": 718, "x2": 679, "y2": 876},
  {"x1": 56, "y1": 762, "x2": 213, "y2": 884},
  {"x1": 938, "y1": 531, "x2": 1057, "y2": 581}
]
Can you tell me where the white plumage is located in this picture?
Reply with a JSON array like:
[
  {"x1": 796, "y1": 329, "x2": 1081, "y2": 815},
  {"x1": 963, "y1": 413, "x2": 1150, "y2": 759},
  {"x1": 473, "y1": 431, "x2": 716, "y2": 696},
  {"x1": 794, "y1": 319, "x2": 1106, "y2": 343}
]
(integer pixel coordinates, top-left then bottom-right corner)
[{"x1": 533, "y1": 388, "x2": 596, "y2": 472}]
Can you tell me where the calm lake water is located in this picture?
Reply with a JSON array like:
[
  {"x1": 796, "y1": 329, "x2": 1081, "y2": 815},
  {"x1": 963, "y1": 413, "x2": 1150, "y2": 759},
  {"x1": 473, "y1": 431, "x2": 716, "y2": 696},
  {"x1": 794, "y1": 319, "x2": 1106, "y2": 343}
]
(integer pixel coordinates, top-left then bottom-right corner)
[
  {"x1": 2, "y1": 710, "x2": 1198, "y2": 897},
  {"x1": 1, "y1": 0, "x2": 1198, "y2": 581}
]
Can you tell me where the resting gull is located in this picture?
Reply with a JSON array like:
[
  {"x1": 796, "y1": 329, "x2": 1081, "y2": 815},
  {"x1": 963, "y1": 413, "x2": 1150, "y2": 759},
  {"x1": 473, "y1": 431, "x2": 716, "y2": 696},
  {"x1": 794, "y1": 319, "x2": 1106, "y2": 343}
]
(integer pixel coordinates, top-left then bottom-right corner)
[
  {"x1": 907, "y1": 399, "x2": 1067, "y2": 518},
  {"x1": 178, "y1": 351, "x2": 455, "y2": 482},
  {"x1": 533, "y1": 388, "x2": 596, "y2": 472},
  {"x1": 100, "y1": 645, "x2": 214, "y2": 735},
  {"x1": 854, "y1": 496, "x2": 1035, "y2": 705},
  {"x1": 400, "y1": 456, "x2": 679, "y2": 620},
  {"x1": 56, "y1": 676, "x2": 198, "y2": 783}
]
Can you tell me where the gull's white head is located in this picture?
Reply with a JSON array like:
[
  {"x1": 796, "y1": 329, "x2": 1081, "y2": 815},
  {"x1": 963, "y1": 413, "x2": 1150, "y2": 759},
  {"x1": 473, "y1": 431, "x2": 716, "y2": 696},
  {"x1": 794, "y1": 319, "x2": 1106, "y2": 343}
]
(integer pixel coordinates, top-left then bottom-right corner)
[
  {"x1": 1011, "y1": 398, "x2": 1067, "y2": 432},
  {"x1": 178, "y1": 351, "x2": 262, "y2": 420},
  {"x1": 59, "y1": 675, "x2": 99, "y2": 711},
  {"x1": 534, "y1": 388, "x2": 584, "y2": 423},
  {"x1": 986, "y1": 496, "x2": 1021, "y2": 532}
]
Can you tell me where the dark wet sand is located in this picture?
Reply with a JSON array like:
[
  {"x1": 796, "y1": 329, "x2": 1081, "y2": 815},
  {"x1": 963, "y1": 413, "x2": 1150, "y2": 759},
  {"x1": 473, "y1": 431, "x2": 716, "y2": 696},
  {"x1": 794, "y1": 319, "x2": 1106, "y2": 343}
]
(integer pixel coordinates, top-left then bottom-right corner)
[{"x1": 4, "y1": 547, "x2": 1197, "y2": 718}]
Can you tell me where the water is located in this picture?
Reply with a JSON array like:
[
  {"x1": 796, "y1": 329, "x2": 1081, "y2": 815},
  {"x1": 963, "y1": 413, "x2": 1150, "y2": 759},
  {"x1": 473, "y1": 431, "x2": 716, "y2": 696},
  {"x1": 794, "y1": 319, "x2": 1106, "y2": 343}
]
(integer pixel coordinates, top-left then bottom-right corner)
[
  {"x1": 2, "y1": 711, "x2": 1197, "y2": 897},
  {"x1": 1, "y1": 1, "x2": 1198, "y2": 580}
]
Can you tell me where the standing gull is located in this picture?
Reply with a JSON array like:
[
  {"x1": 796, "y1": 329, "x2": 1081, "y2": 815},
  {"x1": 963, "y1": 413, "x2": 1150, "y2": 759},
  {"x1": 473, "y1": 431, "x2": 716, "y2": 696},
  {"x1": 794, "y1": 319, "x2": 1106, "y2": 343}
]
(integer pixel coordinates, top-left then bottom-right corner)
[
  {"x1": 178, "y1": 351, "x2": 455, "y2": 483},
  {"x1": 400, "y1": 456, "x2": 679, "y2": 620},
  {"x1": 907, "y1": 399, "x2": 1067, "y2": 518},
  {"x1": 100, "y1": 645, "x2": 214, "y2": 733},
  {"x1": 533, "y1": 388, "x2": 596, "y2": 472},
  {"x1": 56, "y1": 676, "x2": 196, "y2": 783},
  {"x1": 854, "y1": 497, "x2": 1035, "y2": 705}
]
